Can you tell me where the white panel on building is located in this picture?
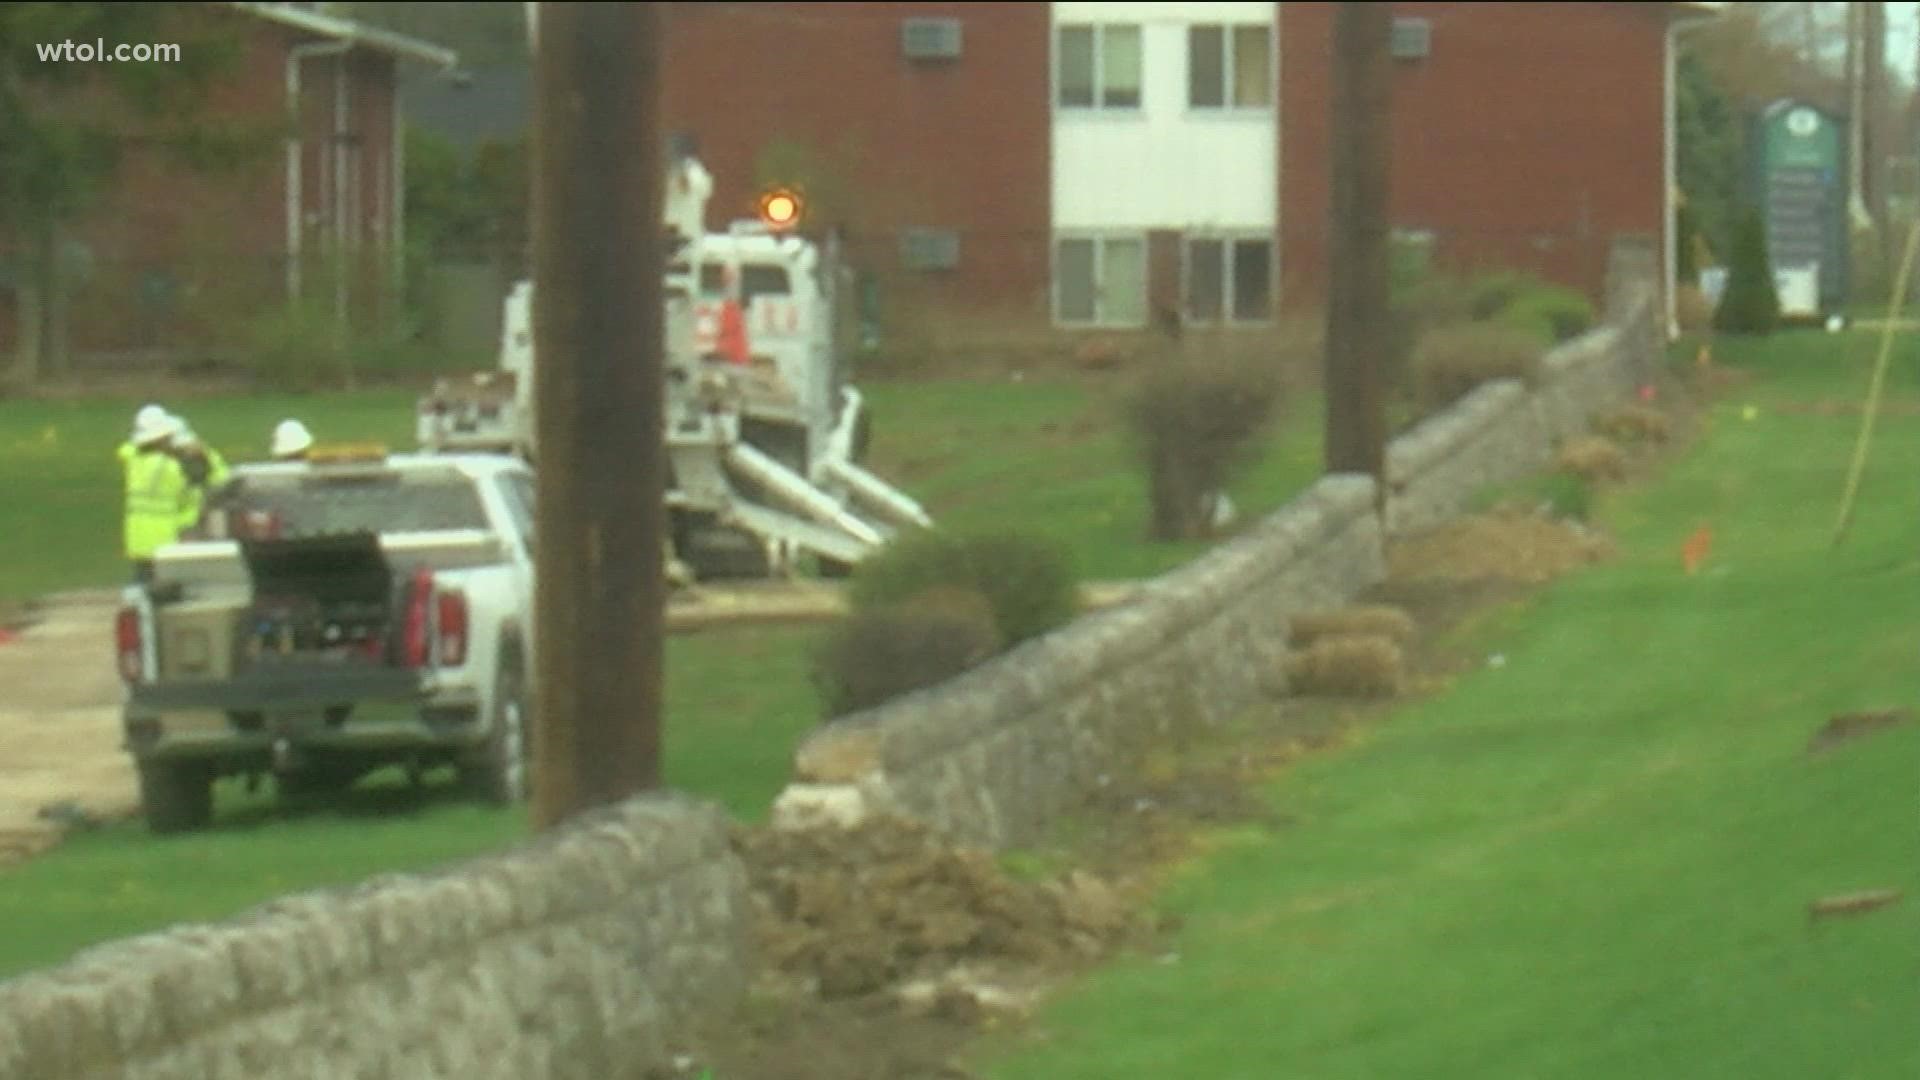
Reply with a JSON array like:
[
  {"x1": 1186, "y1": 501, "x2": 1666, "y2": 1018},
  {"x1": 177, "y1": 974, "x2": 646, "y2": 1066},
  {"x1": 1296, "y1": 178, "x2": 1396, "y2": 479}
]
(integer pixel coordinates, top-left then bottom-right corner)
[{"x1": 1049, "y1": 2, "x2": 1278, "y2": 325}]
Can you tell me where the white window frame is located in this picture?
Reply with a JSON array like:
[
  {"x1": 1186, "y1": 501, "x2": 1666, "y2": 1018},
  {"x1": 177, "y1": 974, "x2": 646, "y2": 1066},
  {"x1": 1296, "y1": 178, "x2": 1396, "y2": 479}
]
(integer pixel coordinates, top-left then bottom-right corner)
[
  {"x1": 1187, "y1": 22, "x2": 1275, "y2": 114},
  {"x1": 1053, "y1": 232, "x2": 1150, "y2": 329},
  {"x1": 1181, "y1": 232, "x2": 1276, "y2": 326},
  {"x1": 1054, "y1": 23, "x2": 1145, "y2": 113}
]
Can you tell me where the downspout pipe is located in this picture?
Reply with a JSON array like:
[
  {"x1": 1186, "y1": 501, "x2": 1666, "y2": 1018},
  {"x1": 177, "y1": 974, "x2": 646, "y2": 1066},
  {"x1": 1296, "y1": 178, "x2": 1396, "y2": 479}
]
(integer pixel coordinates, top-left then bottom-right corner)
[{"x1": 286, "y1": 40, "x2": 351, "y2": 305}]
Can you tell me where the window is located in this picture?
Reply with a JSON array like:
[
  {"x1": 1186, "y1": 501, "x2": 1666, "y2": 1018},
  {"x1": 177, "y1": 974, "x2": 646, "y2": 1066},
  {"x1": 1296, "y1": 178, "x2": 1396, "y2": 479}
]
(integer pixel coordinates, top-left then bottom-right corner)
[
  {"x1": 1184, "y1": 235, "x2": 1273, "y2": 323},
  {"x1": 1390, "y1": 228, "x2": 1436, "y2": 285},
  {"x1": 901, "y1": 17, "x2": 963, "y2": 61},
  {"x1": 1057, "y1": 24, "x2": 1143, "y2": 110},
  {"x1": 1056, "y1": 235, "x2": 1147, "y2": 327},
  {"x1": 696, "y1": 262, "x2": 789, "y2": 304},
  {"x1": 1391, "y1": 18, "x2": 1432, "y2": 60},
  {"x1": 1189, "y1": 24, "x2": 1271, "y2": 109},
  {"x1": 740, "y1": 264, "x2": 790, "y2": 304},
  {"x1": 498, "y1": 473, "x2": 536, "y2": 554}
]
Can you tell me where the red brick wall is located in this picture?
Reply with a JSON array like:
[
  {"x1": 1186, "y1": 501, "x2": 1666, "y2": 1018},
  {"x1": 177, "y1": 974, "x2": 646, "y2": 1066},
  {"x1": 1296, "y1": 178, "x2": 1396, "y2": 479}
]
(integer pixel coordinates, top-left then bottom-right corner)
[
  {"x1": 0, "y1": 6, "x2": 404, "y2": 358},
  {"x1": 659, "y1": 2, "x2": 1052, "y2": 323},
  {"x1": 1280, "y1": 1, "x2": 1670, "y2": 312}
]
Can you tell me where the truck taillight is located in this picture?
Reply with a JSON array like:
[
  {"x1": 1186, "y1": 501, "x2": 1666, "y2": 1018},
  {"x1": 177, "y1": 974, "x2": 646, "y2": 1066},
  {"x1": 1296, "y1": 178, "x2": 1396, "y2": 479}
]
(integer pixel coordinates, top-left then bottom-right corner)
[
  {"x1": 115, "y1": 606, "x2": 142, "y2": 683},
  {"x1": 436, "y1": 590, "x2": 469, "y2": 667},
  {"x1": 402, "y1": 568, "x2": 434, "y2": 668}
]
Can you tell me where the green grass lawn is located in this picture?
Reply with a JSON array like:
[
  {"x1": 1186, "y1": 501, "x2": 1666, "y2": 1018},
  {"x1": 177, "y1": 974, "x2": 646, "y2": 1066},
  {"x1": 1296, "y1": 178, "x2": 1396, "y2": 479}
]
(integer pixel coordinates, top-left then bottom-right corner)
[{"x1": 975, "y1": 332, "x2": 1920, "y2": 1078}]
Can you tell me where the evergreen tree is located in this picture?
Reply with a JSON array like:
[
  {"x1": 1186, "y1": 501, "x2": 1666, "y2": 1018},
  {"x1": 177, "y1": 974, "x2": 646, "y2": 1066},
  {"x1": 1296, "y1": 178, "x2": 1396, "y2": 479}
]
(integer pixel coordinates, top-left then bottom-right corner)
[{"x1": 1714, "y1": 208, "x2": 1781, "y2": 335}]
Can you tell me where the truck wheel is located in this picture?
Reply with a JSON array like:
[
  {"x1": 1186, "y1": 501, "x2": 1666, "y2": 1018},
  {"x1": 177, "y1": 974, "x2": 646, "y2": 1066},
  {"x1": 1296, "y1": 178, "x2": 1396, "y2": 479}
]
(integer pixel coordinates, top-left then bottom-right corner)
[
  {"x1": 138, "y1": 760, "x2": 213, "y2": 835},
  {"x1": 461, "y1": 645, "x2": 529, "y2": 806}
]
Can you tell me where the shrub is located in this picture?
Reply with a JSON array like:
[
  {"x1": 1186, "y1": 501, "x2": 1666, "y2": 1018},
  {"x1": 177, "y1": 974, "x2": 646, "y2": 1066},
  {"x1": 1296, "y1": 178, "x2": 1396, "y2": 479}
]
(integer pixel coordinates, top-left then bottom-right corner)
[
  {"x1": 811, "y1": 589, "x2": 1003, "y2": 717},
  {"x1": 1713, "y1": 208, "x2": 1780, "y2": 335},
  {"x1": 1556, "y1": 435, "x2": 1628, "y2": 483},
  {"x1": 1499, "y1": 285, "x2": 1595, "y2": 344},
  {"x1": 1284, "y1": 635, "x2": 1405, "y2": 698},
  {"x1": 1288, "y1": 606, "x2": 1417, "y2": 649},
  {"x1": 1127, "y1": 357, "x2": 1283, "y2": 541},
  {"x1": 1408, "y1": 322, "x2": 1543, "y2": 412},
  {"x1": 847, "y1": 529, "x2": 1081, "y2": 647},
  {"x1": 1392, "y1": 275, "x2": 1480, "y2": 335},
  {"x1": 1463, "y1": 270, "x2": 1539, "y2": 320},
  {"x1": 1537, "y1": 470, "x2": 1594, "y2": 521},
  {"x1": 236, "y1": 302, "x2": 350, "y2": 392},
  {"x1": 1595, "y1": 405, "x2": 1671, "y2": 445}
]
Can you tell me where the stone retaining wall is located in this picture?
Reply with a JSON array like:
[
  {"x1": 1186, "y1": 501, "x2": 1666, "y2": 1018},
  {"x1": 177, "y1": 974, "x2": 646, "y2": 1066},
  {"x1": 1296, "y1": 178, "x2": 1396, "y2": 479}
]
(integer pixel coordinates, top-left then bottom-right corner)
[
  {"x1": 773, "y1": 289, "x2": 1659, "y2": 848},
  {"x1": 0, "y1": 794, "x2": 749, "y2": 1080}
]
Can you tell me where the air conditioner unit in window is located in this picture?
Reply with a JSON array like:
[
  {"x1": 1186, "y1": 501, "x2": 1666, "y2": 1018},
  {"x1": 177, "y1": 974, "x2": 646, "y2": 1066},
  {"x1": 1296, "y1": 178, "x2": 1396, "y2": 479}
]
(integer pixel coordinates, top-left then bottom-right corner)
[
  {"x1": 900, "y1": 228, "x2": 961, "y2": 271},
  {"x1": 901, "y1": 17, "x2": 963, "y2": 61},
  {"x1": 1390, "y1": 18, "x2": 1431, "y2": 60}
]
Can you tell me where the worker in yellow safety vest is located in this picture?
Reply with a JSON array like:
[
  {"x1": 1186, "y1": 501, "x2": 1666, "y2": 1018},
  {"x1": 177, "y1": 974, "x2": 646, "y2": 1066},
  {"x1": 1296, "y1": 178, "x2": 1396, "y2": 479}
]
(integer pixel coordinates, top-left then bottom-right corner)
[
  {"x1": 170, "y1": 421, "x2": 231, "y2": 537},
  {"x1": 119, "y1": 405, "x2": 192, "y2": 585}
]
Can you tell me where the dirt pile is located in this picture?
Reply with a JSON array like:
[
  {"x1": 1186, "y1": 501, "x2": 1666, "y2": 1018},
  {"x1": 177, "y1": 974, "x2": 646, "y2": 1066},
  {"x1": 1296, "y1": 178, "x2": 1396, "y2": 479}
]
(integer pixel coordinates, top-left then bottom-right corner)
[
  {"x1": 733, "y1": 818, "x2": 1148, "y2": 1002},
  {"x1": 1388, "y1": 509, "x2": 1615, "y2": 585}
]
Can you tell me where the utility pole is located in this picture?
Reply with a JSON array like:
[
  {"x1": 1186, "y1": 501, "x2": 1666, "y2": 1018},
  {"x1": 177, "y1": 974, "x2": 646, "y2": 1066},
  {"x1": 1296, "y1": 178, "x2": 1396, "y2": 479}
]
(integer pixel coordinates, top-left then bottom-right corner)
[
  {"x1": 530, "y1": 2, "x2": 667, "y2": 829},
  {"x1": 1863, "y1": 0, "x2": 1889, "y2": 256},
  {"x1": 1848, "y1": 2, "x2": 1867, "y2": 228},
  {"x1": 1324, "y1": 3, "x2": 1393, "y2": 492}
]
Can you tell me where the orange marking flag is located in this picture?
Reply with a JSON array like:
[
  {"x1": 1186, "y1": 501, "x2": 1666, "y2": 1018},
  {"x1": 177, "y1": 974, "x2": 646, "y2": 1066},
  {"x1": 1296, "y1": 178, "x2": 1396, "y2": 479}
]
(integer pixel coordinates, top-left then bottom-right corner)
[{"x1": 1681, "y1": 523, "x2": 1714, "y2": 576}]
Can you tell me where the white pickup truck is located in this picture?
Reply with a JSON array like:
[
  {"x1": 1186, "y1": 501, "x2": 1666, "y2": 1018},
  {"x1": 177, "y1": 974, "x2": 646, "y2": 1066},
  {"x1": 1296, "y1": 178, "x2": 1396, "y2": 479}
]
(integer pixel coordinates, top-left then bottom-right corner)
[{"x1": 115, "y1": 448, "x2": 538, "y2": 833}]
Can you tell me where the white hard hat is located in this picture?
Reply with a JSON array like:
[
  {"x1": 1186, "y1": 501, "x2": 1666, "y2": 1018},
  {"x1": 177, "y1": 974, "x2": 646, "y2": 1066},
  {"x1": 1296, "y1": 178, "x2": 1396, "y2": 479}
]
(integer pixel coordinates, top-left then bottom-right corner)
[
  {"x1": 132, "y1": 405, "x2": 182, "y2": 447},
  {"x1": 167, "y1": 413, "x2": 201, "y2": 449},
  {"x1": 271, "y1": 419, "x2": 314, "y2": 459}
]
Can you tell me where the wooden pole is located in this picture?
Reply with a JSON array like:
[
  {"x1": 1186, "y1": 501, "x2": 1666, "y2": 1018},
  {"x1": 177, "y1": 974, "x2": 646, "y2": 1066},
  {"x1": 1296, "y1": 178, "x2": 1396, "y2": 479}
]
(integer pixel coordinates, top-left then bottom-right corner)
[
  {"x1": 530, "y1": 2, "x2": 667, "y2": 828},
  {"x1": 1324, "y1": 3, "x2": 1394, "y2": 491}
]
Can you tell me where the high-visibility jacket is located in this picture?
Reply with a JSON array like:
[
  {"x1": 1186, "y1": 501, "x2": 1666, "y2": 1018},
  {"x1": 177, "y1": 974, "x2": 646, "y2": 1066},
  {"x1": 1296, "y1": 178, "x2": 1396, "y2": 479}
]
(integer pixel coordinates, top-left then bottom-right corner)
[
  {"x1": 180, "y1": 445, "x2": 231, "y2": 531},
  {"x1": 120, "y1": 442, "x2": 191, "y2": 560}
]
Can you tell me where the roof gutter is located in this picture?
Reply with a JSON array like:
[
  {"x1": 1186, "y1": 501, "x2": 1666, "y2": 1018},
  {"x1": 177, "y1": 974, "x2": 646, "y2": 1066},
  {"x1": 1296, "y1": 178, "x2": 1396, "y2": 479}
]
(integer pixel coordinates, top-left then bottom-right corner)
[{"x1": 228, "y1": 2, "x2": 459, "y2": 69}]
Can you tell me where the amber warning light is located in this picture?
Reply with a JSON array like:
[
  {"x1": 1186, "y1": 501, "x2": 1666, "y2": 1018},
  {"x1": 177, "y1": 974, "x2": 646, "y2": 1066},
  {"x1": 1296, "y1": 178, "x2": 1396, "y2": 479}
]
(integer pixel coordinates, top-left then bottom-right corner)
[{"x1": 757, "y1": 188, "x2": 803, "y2": 230}]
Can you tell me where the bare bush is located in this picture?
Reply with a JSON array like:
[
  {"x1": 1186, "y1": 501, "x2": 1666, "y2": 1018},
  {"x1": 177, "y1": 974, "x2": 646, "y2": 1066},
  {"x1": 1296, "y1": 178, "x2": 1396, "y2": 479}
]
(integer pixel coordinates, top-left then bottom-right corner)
[
  {"x1": 1556, "y1": 436, "x2": 1628, "y2": 483},
  {"x1": 1595, "y1": 405, "x2": 1671, "y2": 444},
  {"x1": 1128, "y1": 357, "x2": 1283, "y2": 542},
  {"x1": 1288, "y1": 606, "x2": 1418, "y2": 649},
  {"x1": 1283, "y1": 635, "x2": 1406, "y2": 698}
]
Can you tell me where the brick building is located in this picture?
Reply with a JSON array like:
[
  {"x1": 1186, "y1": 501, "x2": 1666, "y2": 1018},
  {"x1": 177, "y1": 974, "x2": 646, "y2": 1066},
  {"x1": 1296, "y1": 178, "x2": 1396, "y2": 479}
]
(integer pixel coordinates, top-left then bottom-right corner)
[
  {"x1": 661, "y1": 1, "x2": 1720, "y2": 341},
  {"x1": 1, "y1": 2, "x2": 455, "y2": 361}
]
